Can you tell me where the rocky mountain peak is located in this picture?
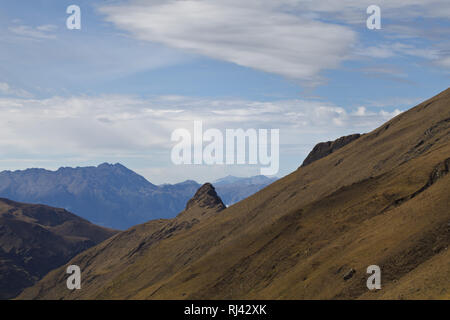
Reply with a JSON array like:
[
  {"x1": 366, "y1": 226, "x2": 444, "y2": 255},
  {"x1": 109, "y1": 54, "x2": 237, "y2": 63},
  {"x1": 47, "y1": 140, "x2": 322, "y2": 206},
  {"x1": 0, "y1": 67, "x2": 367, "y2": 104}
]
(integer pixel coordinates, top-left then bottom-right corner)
[{"x1": 185, "y1": 183, "x2": 226, "y2": 211}]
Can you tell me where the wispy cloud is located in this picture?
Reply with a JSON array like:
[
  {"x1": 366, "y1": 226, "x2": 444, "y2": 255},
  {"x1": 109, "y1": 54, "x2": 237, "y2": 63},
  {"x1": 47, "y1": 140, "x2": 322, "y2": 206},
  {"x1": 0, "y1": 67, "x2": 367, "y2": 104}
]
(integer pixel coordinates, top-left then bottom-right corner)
[
  {"x1": 362, "y1": 96, "x2": 425, "y2": 109},
  {"x1": 436, "y1": 56, "x2": 450, "y2": 68},
  {"x1": 356, "y1": 42, "x2": 440, "y2": 60},
  {"x1": 99, "y1": 0, "x2": 357, "y2": 83},
  {"x1": 98, "y1": 0, "x2": 450, "y2": 84},
  {"x1": 8, "y1": 24, "x2": 58, "y2": 40},
  {"x1": 297, "y1": 0, "x2": 450, "y2": 22},
  {"x1": 0, "y1": 82, "x2": 32, "y2": 98},
  {"x1": 354, "y1": 41, "x2": 450, "y2": 72}
]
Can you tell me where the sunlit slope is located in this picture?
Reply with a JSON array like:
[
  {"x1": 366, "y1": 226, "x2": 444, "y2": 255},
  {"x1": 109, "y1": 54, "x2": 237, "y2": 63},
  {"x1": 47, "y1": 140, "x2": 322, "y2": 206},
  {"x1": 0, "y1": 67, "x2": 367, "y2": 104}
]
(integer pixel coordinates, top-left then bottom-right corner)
[{"x1": 20, "y1": 88, "x2": 450, "y2": 300}]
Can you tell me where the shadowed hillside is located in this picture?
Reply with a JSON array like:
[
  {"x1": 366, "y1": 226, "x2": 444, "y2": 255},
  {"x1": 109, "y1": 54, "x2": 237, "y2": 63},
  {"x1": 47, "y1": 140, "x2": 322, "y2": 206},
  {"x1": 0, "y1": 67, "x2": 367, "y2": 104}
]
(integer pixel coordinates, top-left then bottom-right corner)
[
  {"x1": 19, "y1": 88, "x2": 450, "y2": 300},
  {"x1": 0, "y1": 199, "x2": 117, "y2": 299}
]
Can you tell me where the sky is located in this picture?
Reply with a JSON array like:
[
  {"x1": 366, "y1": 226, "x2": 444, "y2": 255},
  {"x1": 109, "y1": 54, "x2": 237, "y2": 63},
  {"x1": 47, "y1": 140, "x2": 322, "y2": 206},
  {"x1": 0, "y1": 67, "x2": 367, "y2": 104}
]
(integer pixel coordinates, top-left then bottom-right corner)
[{"x1": 0, "y1": 0, "x2": 449, "y2": 184}]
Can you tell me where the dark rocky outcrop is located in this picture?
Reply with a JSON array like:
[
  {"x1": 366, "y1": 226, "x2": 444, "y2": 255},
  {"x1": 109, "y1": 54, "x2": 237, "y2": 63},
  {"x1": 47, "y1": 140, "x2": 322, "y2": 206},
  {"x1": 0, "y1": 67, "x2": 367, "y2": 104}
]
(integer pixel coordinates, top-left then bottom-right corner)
[
  {"x1": 301, "y1": 134, "x2": 361, "y2": 167},
  {"x1": 343, "y1": 268, "x2": 356, "y2": 281}
]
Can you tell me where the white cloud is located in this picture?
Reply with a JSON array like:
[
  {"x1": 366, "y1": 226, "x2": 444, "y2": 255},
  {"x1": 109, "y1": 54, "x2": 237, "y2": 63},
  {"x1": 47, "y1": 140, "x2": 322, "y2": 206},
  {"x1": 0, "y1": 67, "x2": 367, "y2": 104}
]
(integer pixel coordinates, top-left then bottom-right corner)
[
  {"x1": 364, "y1": 97, "x2": 424, "y2": 108},
  {"x1": 351, "y1": 105, "x2": 402, "y2": 118},
  {"x1": 436, "y1": 56, "x2": 450, "y2": 68},
  {"x1": 356, "y1": 42, "x2": 440, "y2": 60},
  {"x1": 354, "y1": 42, "x2": 450, "y2": 71},
  {"x1": 98, "y1": 0, "x2": 450, "y2": 82},
  {"x1": 302, "y1": 0, "x2": 450, "y2": 68},
  {"x1": 354, "y1": 106, "x2": 367, "y2": 116},
  {"x1": 0, "y1": 82, "x2": 32, "y2": 98},
  {"x1": 356, "y1": 46, "x2": 396, "y2": 59},
  {"x1": 99, "y1": 0, "x2": 357, "y2": 82},
  {"x1": 297, "y1": 0, "x2": 450, "y2": 22},
  {"x1": 0, "y1": 93, "x2": 400, "y2": 155},
  {"x1": 0, "y1": 93, "x2": 407, "y2": 182},
  {"x1": 380, "y1": 109, "x2": 402, "y2": 118},
  {"x1": 36, "y1": 24, "x2": 58, "y2": 32},
  {"x1": 8, "y1": 24, "x2": 58, "y2": 40}
]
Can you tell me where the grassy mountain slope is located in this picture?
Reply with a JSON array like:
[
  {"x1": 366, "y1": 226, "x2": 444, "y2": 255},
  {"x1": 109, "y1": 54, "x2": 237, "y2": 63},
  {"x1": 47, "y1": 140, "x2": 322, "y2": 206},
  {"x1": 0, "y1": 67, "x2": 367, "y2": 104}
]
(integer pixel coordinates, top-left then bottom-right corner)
[{"x1": 19, "y1": 88, "x2": 450, "y2": 300}]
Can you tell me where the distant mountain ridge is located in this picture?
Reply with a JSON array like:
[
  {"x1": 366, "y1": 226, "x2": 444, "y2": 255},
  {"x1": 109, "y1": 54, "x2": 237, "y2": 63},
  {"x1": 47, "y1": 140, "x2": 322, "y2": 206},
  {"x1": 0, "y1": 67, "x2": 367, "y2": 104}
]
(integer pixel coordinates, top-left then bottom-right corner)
[
  {"x1": 213, "y1": 175, "x2": 278, "y2": 205},
  {"x1": 0, "y1": 164, "x2": 277, "y2": 229},
  {"x1": 0, "y1": 163, "x2": 197, "y2": 229}
]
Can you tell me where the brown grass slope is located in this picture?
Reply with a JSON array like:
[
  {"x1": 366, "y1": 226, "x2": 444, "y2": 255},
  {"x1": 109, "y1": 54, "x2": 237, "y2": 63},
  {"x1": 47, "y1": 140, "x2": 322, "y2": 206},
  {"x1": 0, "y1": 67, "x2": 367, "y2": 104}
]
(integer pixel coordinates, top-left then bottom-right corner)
[
  {"x1": 0, "y1": 199, "x2": 117, "y2": 299},
  {"x1": 20, "y1": 88, "x2": 450, "y2": 300}
]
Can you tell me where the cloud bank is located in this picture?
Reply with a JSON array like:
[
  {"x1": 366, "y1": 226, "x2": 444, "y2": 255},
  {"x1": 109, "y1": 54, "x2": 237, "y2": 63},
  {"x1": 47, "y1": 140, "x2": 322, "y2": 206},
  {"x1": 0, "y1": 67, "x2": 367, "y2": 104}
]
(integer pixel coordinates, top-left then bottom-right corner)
[{"x1": 0, "y1": 94, "x2": 401, "y2": 173}]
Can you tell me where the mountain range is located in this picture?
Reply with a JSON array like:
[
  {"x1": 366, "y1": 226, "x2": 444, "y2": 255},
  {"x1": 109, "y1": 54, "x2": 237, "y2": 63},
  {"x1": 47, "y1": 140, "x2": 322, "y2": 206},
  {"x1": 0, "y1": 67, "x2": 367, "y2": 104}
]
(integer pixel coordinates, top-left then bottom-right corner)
[
  {"x1": 213, "y1": 175, "x2": 277, "y2": 205},
  {"x1": 18, "y1": 88, "x2": 450, "y2": 300},
  {"x1": 0, "y1": 165, "x2": 276, "y2": 230}
]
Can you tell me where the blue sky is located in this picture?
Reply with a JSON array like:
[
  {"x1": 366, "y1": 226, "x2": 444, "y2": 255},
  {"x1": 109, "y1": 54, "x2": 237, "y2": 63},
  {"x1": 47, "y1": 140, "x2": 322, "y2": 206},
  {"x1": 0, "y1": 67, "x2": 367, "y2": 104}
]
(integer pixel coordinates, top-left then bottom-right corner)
[{"x1": 0, "y1": 0, "x2": 449, "y2": 183}]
